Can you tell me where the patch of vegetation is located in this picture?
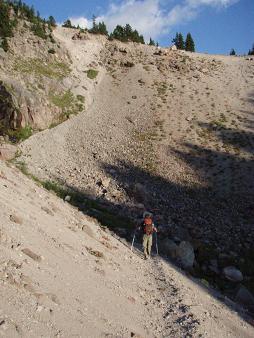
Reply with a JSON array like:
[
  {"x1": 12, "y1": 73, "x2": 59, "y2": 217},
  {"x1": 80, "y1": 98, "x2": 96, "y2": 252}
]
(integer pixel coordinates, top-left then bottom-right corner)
[
  {"x1": 49, "y1": 90, "x2": 85, "y2": 120},
  {"x1": 50, "y1": 90, "x2": 74, "y2": 110},
  {"x1": 8, "y1": 125, "x2": 33, "y2": 143},
  {"x1": 31, "y1": 20, "x2": 47, "y2": 39},
  {"x1": 77, "y1": 94, "x2": 85, "y2": 103},
  {"x1": 86, "y1": 69, "x2": 99, "y2": 80},
  {"x1": 13, "y1": 58, "x2": 71, "y2": 80}
]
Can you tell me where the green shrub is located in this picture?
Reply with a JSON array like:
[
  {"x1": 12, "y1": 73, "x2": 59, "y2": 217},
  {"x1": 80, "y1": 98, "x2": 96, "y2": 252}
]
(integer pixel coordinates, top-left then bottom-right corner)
[
  {"x1": 77, "y1": 94, "x2": 85, "y2": 102},
  {"x1": 86, "y1": 69, "x2": 98, "y2": 79},
  {"x1": 8, "y1": 125, "x2": 33, "y2": 142},
  {"x1": 50, "y1": 90, "x2": 74, "y2": 109},
  {"x1": 31, "y1": 21, "x2": 47, "y2": 39},
  {"x1": 49, "y1": 90, "x2": 85, "y2": 119}
]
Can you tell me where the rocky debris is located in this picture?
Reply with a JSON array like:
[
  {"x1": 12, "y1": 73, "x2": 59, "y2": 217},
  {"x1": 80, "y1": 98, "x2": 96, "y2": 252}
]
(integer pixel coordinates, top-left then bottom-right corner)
[
  {"x1": 72, "y1": 31, "x2": 89, "y2": 40},
  {"x1": 0, "y1": 143, "x2": 17, "y2": 160},
  {"x1": 223, "y1": 266, "x2": 243, "y2": 282},
  {"x1": 208, "y1": 259, "x2": 220, "y2": 274},
  {"x1": 21, "y1": 248, "x2": 42, "y2": 262},
  {"x1": 9, "y1": 214, "x2": 23, "y2": 225},
  {"x1": 98, "y1": 177, "x2": 111, "y2": 189},
  {"x1": 121, "y1": 61, "x2": 134, "y2": 67}
]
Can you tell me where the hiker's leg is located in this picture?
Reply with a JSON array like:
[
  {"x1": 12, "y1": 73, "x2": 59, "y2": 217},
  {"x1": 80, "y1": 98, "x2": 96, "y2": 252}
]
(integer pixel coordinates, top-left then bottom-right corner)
[
  {"x1": 143, "y1": 235, "x2": 148, "y2": 258},
  {"x1": 147, "y1": 235, "x2": 153, "y2": 256}
]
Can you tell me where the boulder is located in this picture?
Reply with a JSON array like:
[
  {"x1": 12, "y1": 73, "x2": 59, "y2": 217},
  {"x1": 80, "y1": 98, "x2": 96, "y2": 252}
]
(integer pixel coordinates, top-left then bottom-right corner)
[
  {"x1": 235, "y1": 285, "x2": 254, "y2": 310},
  {"x1": 64, "y1": 195, "x2": 71, "y2": 202},
  {"x1": 223, "y1": 266, "x2": 243, "y2": 282},
  {"x1": 177, "y1": 241, "x2": 195, "y2": 269},
  {"x1": 160, "y1": 238, "x2": 178, "y2": 258},
  {"x1": 0, "y1": 143, "x2": 17, "y2": 161}
]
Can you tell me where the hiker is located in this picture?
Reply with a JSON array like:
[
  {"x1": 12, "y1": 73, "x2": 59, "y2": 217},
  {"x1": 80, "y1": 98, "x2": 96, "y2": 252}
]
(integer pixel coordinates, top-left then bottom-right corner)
[{"x1": 138, "y1": 213, "x2": 157, "y2": 259}]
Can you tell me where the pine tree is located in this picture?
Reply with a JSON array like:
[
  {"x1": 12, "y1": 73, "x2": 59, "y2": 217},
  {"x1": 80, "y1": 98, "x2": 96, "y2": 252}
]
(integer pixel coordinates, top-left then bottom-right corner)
[
  {"x1": 230, "y1": 48, "x2": 236, "y2": 56},
  {"x1": 98, "y1": 21, "x2": 108, "y2": 35},
  {"x1": 185, "y1": 33, "x2": 195, "y2": 52},
  {"x1": 148, "y1": 37, "x2": 155, "y2": 46},
  {"x1": 111, "y1": 25, "x2": 125, "y2": 41},
  {"x1": 124, "y1": 24, "x2": 133, "y2": 40},
  {"x1": 139, "y1": 34, "x2": 145, "y2": 44},
  {"x1": 178, "y1": 33, "x2": 185, "y2": 50},
  {"x1": 110, "y1": 24, "x2": 144, "y2": 44},
  {"x1": 172, "y1": 32, "x2": 184, "y2": 50},
  {"x1": 62, "y1": 19, "x2": 73, "y2": 28},
  {"x1": 48, "y1": 15, "x2": 56, "y2": 27},
  {"x1": 92, "y1": 15, "x2": 97, "y2": 32},
  {"x1": 248, "y1": 44, "x2": 254, "y2": 56}
]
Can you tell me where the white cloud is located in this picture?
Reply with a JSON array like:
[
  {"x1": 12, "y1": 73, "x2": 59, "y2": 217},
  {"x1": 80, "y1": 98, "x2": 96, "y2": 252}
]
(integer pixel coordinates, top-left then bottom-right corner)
[
  {"x1": 66, "y1": 0, "x2": 239, "y2": 42},
  {"x1": 97, "y1": 0, "x2": 166, "y2": 39},
  {"x1": 68, "y1": 16, "x2": 92, "y2": 29}
]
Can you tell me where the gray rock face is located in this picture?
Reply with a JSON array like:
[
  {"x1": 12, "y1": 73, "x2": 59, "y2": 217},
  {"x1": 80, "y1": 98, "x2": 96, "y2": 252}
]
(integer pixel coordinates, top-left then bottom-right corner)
[{"x1": 223, "y1": 266, "x2": 243, "y2": 282}]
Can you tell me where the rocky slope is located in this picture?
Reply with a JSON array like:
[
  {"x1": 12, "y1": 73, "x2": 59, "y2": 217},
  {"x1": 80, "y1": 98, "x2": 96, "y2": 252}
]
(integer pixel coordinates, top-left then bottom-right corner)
[
  {"x1": 18, "y1": 27, "x2": 254, "y2": 301},
  {"x1": 1, "y1": 22, "x2": 254, "y2": 337}
]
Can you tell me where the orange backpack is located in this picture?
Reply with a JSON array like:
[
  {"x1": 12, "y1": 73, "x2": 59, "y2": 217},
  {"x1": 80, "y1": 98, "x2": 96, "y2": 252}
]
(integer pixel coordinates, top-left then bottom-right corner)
[{"x1": 144, "y1": 217, "x2": 153, "y2": 235}]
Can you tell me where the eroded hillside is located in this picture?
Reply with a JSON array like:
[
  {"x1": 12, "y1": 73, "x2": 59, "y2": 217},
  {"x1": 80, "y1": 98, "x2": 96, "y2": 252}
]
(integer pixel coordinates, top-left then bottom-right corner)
[
  {"x1": 19, "y1": 28, "x2": 254, "y2": 271},
  {"x1": 1, "y1": 21, "x2": 254, "y2": 337}
]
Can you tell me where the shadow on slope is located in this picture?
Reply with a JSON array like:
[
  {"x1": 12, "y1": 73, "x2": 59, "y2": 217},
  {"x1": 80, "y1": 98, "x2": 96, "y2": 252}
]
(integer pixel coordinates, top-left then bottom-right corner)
[{"x1": 41, "y1": 121, "x2": 254, "y2": 324}]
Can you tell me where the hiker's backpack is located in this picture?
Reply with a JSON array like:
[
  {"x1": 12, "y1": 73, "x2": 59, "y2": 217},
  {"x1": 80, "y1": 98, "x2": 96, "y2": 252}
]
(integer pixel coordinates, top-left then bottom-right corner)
[{"x1": 143, "y1": 218, "x2": 153, "y2": 235}]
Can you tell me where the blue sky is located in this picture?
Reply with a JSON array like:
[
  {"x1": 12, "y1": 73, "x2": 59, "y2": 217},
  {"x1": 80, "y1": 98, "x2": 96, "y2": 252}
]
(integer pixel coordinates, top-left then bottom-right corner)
[{"x1": 25, "y1": 0, "x2": 254, "y2": 55}]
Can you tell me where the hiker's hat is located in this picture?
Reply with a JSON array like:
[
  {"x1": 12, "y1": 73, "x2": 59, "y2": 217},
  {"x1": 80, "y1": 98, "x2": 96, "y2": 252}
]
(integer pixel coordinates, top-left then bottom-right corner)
[{"x1": 143, "y1": 211, "x2": 153, "y2": 218}]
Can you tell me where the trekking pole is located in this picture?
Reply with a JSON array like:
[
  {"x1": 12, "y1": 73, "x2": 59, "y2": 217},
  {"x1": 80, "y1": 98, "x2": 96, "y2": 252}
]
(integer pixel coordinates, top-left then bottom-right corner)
[
  {"x1": 155, "y1": 232, "x2": 159, "y2": 255},
  {"x1": 131, "y1": 229, "x2": 137, "y2": 252}
]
